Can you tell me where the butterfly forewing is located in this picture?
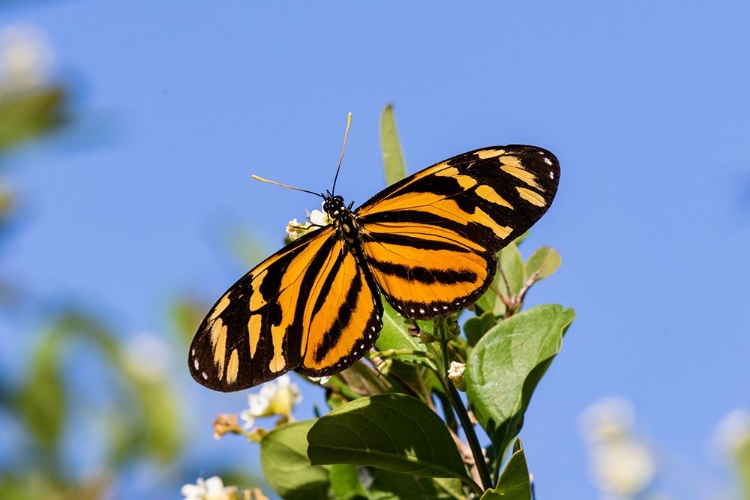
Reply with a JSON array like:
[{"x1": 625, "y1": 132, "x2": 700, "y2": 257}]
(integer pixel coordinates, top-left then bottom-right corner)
[
  {"x1": 188, "y1": 225, "x2": 382, "y2": 391},
  {"x1": 357, "y1": 145, "x2": 559, "y2": 320}
]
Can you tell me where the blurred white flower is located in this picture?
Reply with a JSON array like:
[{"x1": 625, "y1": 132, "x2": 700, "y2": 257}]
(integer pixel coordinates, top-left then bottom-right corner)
[
  {"x1": 0, "y1": 24, "x2": 53, "y2": 91},
  {"x1": 239, "y1": 374, "x2": 302, "y2": 429},
  {"x1": 579, "y1": 398, "x2": 655, "y2": 499},
  {"x1": 712, "y1": 409, "x2": 750, "y2": 458},
  {"x1": 181, "y1": 476, "x2": 234, "y2": 500},
  {"x1": 122, "y1": 332, "x2": 171, "y2": 381}
]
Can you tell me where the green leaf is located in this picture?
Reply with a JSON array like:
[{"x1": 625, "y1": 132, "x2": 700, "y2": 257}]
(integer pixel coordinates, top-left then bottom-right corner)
[
  {"x1": 476, "y1": 242, "x2": 524, "y2": 316},
  {"x1": 308, "y1": 394, "x2": 476, "y2": 490},
  {"x1": 465, "y1": 305, "x2": 575, "y2": 472},
  {"x1": 497, "y1": 243, "x2": 525, "y2": 299},
  {"x1": 525, "y1": 246, "x2": 561, "y2": 281},
  {"x1": 463, "y1": 311, "x2": 497, "y2": 347},
  {"x1": 370, "y1": 469, "x2": 466, "y2": 500},
  {"x1": 324, "y1": 362, "x2": 394, "y2": 404},
  {"x1": 329, "y1": 464, "x2": 369, "y2": 499},
  {"x1": 261, "y1": 420, "x2": 331, "y2": 500},
  {"x1": 481, "y1": 440, "x2": 531, "y2": 500},
  {"x1": 375, "y1": 301, "x2": 434, "y2": 370},
  {"x1": 380, "y1": 104, "x2": 407, "y2": 186}
]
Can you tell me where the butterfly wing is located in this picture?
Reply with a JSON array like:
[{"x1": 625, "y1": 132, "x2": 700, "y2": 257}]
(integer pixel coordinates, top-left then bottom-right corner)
[
  {"x1": 356, "y1": 145, "x2": 559, "y2": 319},
  {"x1": 189, "y1": 225, "x2": 383, "y2": 391}
]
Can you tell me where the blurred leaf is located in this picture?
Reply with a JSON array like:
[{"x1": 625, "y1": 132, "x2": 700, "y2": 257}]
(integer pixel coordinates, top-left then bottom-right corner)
[
  {"x1": 0, "y1": 471, "x2": 110, "y2": 500},
  {"x1": 15, "y1": 332, "x2": 66, "y2": 453},
  {"x1": 261, "y1": 420, "x2": 330, "y2": 500},
  {"x1": 0, "y1": 185, "x2": 15, "y2": 228},
  {"x1": 0, "y1": 87, "x2": 67, "y2": 152},
  {"x1": 43, "y1": 312, "x2": 182, "y2": 466},
  {"x1": 171, "y1": 298, "x2": 207, "y2": 345},
  {"x1": 465, "y1": 305, "x2": 574, "y2": 474},
  {"x1": 481, "y1": 440, "x2": 531, "y2": 500},
  {"x1": 380, "y1": 104, "x2": 407, "y2": 186},
  {"x1": 308, "y1": 394, "x2": 474, "y2": 488},
  {"x1": 128, "y1": 376, "x2": 182, "y2": 462},
  {"x1": 525, "y1": 246, "x2": 561, "y2": 281},
  {"x1": 734, "y1": 439, "x2": 750, "y2": 500}
]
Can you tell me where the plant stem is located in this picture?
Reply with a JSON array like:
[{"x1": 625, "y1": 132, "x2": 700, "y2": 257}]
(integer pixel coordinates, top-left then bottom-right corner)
[{"x1": 435, "y1": 319, "x2": 493, "y2": 492}]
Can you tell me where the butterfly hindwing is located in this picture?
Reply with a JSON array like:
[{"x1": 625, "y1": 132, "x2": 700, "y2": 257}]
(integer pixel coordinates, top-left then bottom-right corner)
[
  {"x1": 357, "y1": 145, "x2": 559, "y2": 319},
  {"x1": 188, "y1": 225, "x2": 383, "y2": 392},
  {"x1": 294, "y1": 230, "x2": 383, "y2": 378}
]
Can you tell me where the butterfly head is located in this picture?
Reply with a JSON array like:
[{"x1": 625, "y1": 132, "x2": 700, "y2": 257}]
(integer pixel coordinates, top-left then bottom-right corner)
[{"x1": 323, "y1": 195, "x2": 347, "y2": 217}]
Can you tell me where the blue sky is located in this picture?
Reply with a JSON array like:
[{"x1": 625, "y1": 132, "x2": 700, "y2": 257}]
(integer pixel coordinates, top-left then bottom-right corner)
[{"x1": 2, "y1": 1, "x2": 750, "y2": 498}]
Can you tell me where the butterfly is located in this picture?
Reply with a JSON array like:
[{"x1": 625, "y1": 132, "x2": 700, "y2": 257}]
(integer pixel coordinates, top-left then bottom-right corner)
[{"x1": 189, "y1": 145, "x2": 560, "y2": 391}]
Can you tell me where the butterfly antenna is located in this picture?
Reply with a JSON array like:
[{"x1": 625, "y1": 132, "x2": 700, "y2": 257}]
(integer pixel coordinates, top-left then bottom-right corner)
[
  {"x1": 331, "y1": 112, "x2": 352, "y2": 196},
  {"x1": 251, "y1": 175, "x2": 322, "y2": 198}
]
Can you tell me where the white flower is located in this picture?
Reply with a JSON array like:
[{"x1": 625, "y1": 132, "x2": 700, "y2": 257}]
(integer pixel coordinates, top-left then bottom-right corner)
[
  {"x1": 447, "y1": 361, "x2": 465, "y2": 379},
  {"x1": 309, "y1": 203, "x2": 332, "y2": 227},
  {"x1": 307, "y1": 375, "x2": 331, "y2": 385},
  {"x1": 181, "y1": 476, "x2": 234, "y2": 500},
  {"x1": 0, "y1": 24, "x2": 53, "y2": 91},
  {"x1": 239, "y1": 374, "x2": 302, "y2": 429},
  {"x1": 712, "y1": 409, "x2": 750, "y2": 458},
  {"x1": 286, "y1": 218, "x2": 310, "y2": 240},
  {"x1": 447, "y1": 361, "x2": 466, "y2": 391},
  {"x1": 286, "y1": 203, "x2": 332, "y2": 240}
]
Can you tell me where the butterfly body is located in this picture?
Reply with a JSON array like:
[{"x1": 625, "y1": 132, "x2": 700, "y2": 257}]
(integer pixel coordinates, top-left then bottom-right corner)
[{"x1": 189, "y1": 145, "x2": 559, "y2": 391}]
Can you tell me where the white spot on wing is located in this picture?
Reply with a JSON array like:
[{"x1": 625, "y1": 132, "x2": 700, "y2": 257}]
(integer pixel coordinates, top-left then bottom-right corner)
[{"x1": 193, "y1": 359, "x2": 199, "y2": 370}]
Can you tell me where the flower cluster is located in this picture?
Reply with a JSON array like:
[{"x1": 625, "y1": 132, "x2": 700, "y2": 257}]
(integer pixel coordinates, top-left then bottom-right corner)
[
  {"x1": 239, "y1": 374, "x2": 302, "y2": 430},
  {"x1": 286, "y1": 203, "x2": 332, "y2": 240}
]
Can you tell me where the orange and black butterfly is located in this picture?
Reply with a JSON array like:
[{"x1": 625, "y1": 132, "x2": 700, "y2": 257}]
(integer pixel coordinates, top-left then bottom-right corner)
[{"x1": 189, "y1": 145, "x2": 559, "y2": 391}]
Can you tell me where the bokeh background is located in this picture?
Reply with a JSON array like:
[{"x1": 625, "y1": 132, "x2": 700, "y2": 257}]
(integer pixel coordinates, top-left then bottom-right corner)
[{"x1": 2, "y1": 2, "x2": 750, "y2": 499}]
